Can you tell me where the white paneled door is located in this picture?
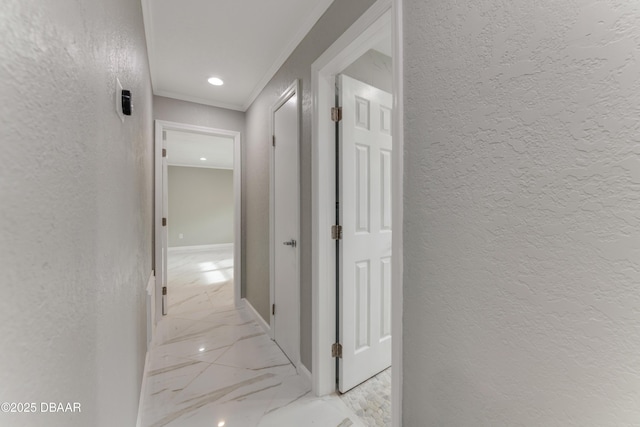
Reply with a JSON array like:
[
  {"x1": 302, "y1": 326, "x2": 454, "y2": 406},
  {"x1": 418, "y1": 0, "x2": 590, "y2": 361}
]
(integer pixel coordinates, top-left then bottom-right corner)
[
  {"x1": 272, "y1": 83, "x2": 300, "y2": 366},
  {"x1": 338, "y1": 74, "x2": 392, "y2": 392}
]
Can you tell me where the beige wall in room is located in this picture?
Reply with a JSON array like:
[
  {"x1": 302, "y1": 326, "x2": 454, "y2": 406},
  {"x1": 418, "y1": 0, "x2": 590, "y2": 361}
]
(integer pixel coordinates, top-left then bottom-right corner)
[
  {"x1": 243, "y1": 0, "x2": 376, "y2": 372},
  {"x1": 404, "y1": 0, "x2": 640, "y2": 425},
  {"x1": 168, "y1": 166, "x2": 234, "y2": 247},
  {"x1": 1, "y1": 0, "x2": 153, "y2": 425}
]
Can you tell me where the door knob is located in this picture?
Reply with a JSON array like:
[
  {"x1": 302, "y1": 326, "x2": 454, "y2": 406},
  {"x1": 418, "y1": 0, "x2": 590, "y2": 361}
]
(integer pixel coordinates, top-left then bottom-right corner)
[{"x1": 283, "y1": 239, "x2": 297, "y2": 248}]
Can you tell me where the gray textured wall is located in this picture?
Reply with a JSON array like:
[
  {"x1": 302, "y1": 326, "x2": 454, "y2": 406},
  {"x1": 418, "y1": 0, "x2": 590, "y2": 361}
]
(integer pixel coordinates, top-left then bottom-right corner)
[
  {"x1": 154, "y1": 95, "x2": 245, "y2": 133},
  {"x1": 244, "y1": 0, "x2": 376, "y2": 371},
  {"x1": 404, "y1": 0, "x2": 640, "y2": 425},
  {"x1": 168, "y1": 166, "x2": 234, "y2": 247},
  {"x1": 1, "y1": 0, "x2": 153, "y2": 425}
]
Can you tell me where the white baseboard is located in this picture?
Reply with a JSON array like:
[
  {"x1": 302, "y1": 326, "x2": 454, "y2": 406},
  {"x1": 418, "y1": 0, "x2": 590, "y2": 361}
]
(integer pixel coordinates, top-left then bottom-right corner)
[
  {"x1": 242, "y1": 298, "x2": 271, "y2": 335},
  {"x1": 146, "y1": 272, "x2": 155, "y2": 349},
  {"x1": 139, "y1": 271, "x2": 156, "y2": 426},
  {"x1": 169, "y1": 243, "x2": 233, "y2": 253},
  {"x1": 136, "y1": 342, "x2": 152, "y2": 427},
  {"x1": 146, "y1": 271, "x2": 155, "y2": 294},
  {"x1": 298, "y1": 362, "x2": 312, "y2": 388}
]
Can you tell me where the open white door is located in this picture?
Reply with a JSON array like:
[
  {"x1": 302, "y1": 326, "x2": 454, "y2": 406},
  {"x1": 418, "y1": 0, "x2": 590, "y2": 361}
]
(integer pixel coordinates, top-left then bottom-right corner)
[
  {"x1": 271, "y1": 81, "x2": 300, "y2": 366},
  {"x1": 338, "y1": 74, "x2": 392, "y2": 392}
]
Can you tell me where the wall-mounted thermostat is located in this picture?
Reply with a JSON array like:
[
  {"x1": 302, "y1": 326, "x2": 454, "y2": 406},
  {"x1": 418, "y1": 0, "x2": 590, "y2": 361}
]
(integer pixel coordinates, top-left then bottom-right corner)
[
  {"x1": 115, "y1": 78, "x2": 132, "y2": 120},
  {"x1": 122, "y1": 90, "x2": 132, "y2": 116}
]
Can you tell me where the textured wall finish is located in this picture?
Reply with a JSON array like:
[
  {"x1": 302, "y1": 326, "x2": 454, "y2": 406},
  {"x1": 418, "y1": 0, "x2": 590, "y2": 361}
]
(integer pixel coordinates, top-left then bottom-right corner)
[
  {"x1": 244, "y1": 0, "x2": 376, "y2": 372},
  {"x1": 404, "y1": 0, "x2": 640, "y2": 425},
  {"x1": 0, "y1": 0, "x2": 153, "y2": 426},
  {"x1": 168, "y1": 166, "x2": 234, "y2": 247}
]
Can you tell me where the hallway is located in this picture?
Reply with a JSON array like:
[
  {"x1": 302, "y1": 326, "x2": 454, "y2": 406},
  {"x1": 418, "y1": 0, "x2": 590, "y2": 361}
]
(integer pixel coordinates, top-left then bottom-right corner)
[{"x1": 140, "y1": 247, "x2": 364, "y2": 426}]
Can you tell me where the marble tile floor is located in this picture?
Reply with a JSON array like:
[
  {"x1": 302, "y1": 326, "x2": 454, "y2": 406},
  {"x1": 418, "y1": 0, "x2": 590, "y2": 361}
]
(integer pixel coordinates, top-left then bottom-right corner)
[
  {"x1": 339, "y1": 368, "x2": 391, "y2": 427},
  {"x1": 140, "y1": 246, "x2": 364, "y2": 427}
]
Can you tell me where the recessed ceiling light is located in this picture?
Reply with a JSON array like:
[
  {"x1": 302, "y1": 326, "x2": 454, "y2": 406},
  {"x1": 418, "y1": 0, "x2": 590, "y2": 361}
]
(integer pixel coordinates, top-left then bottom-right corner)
[
  {"x1": 200, "y1": 157, "x2": 207, "y2": 161},
  {"x1": 208, "y1": 77, "x2": 224, "y2": 86},
  {"x1": 199, "y1": 347, "x2": 205, "y2": 352}
]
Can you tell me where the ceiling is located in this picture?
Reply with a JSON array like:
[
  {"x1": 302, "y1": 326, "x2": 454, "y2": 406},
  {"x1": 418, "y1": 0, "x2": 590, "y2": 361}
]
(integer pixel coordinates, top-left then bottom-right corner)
[
  {"x1": 165, "y1": 130, "x2": 234, "y2": 169},
  {"x1": 141, "y1": 0, "x2": 335, "y2": 111}
]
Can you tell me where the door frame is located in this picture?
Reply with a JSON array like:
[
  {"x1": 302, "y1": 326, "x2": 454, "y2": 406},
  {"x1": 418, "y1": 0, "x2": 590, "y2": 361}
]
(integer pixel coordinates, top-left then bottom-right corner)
[
  {"x1": 311, "y1": 0, "x2": 403, "y2": 425},
  {"x1": 153, "y1": 120, "x2": 243, "y2": 325},
  {"x1": 269, "y1": 80, "x2": 301, "y2": 367}
]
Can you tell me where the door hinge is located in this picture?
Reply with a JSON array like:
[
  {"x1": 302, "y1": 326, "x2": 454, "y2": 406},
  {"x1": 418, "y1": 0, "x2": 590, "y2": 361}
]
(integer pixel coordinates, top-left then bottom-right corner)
[
  {"x1": 162, "y1": 148, "x2": 167, "y2": 158},
  {"x1": 272, "y1": 304, "x2": 276, "y2": 316},
  {"x1": 332, "y1": 342, "x2": 342, "y2": 358},
  {"x1": 162, "y1": 286, "x2": 168, "y2": 315},
  {"x1": 162, "y1": 130, "x2": 167, "y2": 141},
  {"x1": 331, "y1": 107, "x2": 342, "y2": 122},
  {"x1": 272, "y1": 135, "x2": 276, "y2": 147},
  {"x1": 331, "y1": 224, "x2": 342, "y2": 240},
  {"x1": 162, "y1": 217, "x2": 167, "y2": 227}
]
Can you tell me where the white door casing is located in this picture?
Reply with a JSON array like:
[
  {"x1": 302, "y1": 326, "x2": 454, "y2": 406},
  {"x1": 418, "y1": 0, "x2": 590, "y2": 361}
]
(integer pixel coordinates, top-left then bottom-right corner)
[
  {"x1": 271, "y1": 81, "x2": 301, "y2": 366},
  {"x1": 310, "y1": 1, "x2": 403, "y2": 423},
  {"x1": 162, "y1": 133, "x2": 169, "y2": 314},
  {"x1": 311, "y1": 1, "x2": 394, "y2": 397},
  {"x1": 338, "y1": 74, "x2": 392, "y2": 392},
  {"x1": 154, "y1": 120, "x2": 242, "y2": 325}
]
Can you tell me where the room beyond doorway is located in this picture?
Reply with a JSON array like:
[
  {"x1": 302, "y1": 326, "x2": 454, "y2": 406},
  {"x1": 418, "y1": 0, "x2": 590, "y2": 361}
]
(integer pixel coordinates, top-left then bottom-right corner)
[
  {"x1": 165, "y1": 130, "x2": 234, "y2": 249},
  {"x1": 153, "y1": 120, "x2": 242, "y2": 328}
]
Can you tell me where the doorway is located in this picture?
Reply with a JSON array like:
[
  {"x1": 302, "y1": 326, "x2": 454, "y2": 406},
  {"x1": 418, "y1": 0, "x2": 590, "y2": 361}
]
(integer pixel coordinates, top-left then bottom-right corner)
[
  {"x1": 312, "y1": 0, "x2": 403, "y2": 425},
  {"x1": 153, "y1": 120, "x2": 242, "y2": 327}
]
